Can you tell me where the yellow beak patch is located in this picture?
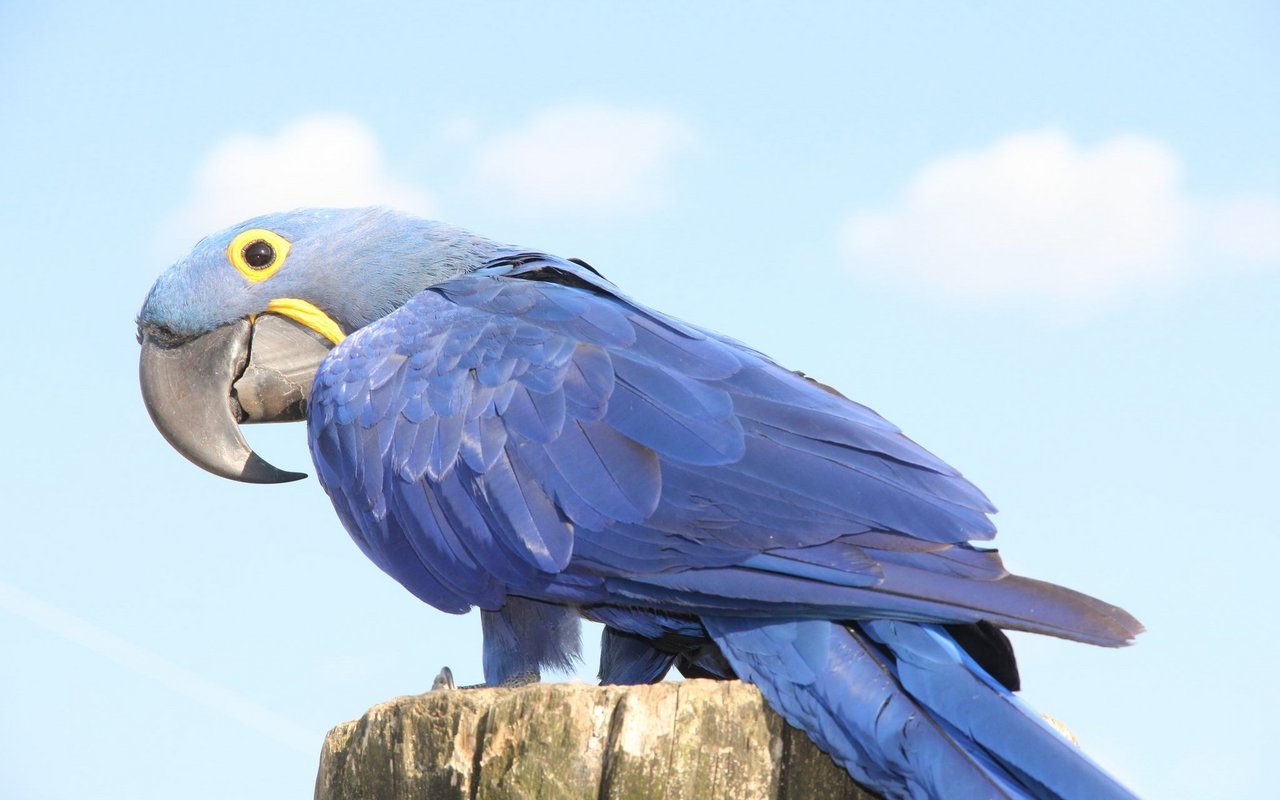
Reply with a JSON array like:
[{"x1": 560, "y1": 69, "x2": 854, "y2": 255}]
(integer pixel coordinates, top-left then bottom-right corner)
[{"x1": 264, "y1": 298, "x2": 346, "y2": 345}]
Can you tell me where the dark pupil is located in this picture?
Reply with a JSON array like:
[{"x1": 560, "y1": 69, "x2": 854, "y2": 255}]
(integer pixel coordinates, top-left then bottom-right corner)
[{"x1": 243, "y1": 240, "x2": 275, "y2": 269}]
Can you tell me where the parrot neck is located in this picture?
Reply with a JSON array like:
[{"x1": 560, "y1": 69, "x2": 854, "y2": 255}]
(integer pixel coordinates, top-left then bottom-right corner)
[{"x1": 316, "y1": 215, "x2": 509, "y2": 333}]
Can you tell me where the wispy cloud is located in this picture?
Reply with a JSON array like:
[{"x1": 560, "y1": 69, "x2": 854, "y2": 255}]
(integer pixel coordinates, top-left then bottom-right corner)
[
  {"x1": 157, "y1": 106, "x2": 695, "y2": 260},
  {"x1": 159, "y1": 115, "x2": 434, "y2": 256},
  {"x1": 0, "y1": 580, "x2": 314, "y2": 753},
  {"x1": 840, "y1": 130, "x2": 1280, "y2": 312},
  {"x1": 469, "y1": 103, "x2": 695, "y2": 217}
]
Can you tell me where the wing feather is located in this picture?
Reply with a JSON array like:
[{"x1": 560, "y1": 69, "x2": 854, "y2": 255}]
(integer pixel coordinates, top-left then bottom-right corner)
[{"x1": 307, "y1": 254, "x2": 1131, "y2": 645}]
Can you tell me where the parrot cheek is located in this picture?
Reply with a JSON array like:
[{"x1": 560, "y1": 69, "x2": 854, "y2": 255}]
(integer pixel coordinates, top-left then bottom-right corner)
[{"x1": 138, "y1": 318, "x2": 315, "y2": 484}]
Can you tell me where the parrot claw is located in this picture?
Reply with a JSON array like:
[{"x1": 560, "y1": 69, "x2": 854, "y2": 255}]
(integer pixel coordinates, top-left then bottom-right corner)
[{"x1": 431, "y1": 666, "x2": 456, "y2": 691}]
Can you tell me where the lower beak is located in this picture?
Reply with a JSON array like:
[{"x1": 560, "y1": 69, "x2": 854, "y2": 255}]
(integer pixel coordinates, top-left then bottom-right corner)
[{"x1": 139, "y1": 315, "x2": 334, "y2": 483}]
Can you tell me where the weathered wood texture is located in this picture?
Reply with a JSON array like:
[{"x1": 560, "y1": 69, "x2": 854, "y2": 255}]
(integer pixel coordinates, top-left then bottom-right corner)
[{"x1": 315, "y1": 680, "x2": 878, "y2": 800}]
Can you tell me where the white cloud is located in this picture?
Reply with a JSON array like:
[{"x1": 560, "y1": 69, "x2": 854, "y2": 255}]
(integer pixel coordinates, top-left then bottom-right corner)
[
  {"x1": 161, "y1": 115, "x2": 433, "y2": 254},
  {"x1": 470, "y1": 104, "x2": 694, "y2": 216},
  {"x1": 841, "y1": 130, "x2": 1280, "y2": 311}
]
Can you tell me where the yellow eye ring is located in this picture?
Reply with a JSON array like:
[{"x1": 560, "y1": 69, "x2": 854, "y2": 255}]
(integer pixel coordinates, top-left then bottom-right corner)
[{"x1": 227, "y1": 228, "x2": 292, "y2": 282}]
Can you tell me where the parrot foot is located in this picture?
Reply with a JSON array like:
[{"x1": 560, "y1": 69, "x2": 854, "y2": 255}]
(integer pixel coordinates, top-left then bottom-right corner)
[
  {"x1": 497, "y1": 670, "x2": 540, "y2": 688},
  {"x1": 429, "y1": 666, "x2": 542, "y2": 691}
]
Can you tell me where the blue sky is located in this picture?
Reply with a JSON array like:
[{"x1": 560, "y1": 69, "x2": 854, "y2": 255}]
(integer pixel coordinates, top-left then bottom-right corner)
[{"x1": 3, "y1": 2, "x2": 1278, "y2": 797}]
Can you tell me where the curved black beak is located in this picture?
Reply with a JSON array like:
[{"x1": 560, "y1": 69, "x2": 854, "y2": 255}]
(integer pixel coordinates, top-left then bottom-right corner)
[{"x1": 139, "y1": 316, "x2": 333, "y2": 483}]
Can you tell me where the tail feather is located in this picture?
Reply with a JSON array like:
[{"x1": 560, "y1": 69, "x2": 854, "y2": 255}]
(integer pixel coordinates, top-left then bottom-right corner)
[
  {"x1": 862, "y1": 619, "x2": 1136, "y2": 799},
  {"x1": 703, "y1": 615, "x2": 1138, "y2": 800}
]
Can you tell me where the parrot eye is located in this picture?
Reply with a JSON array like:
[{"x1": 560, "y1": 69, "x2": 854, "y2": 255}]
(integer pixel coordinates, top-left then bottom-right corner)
[
  {"x1": 227, "y1": 228, "x2": 292, "y2": 282},
  {"x1": 242, "y1": 240, "x2": 275, "y2": 269}
]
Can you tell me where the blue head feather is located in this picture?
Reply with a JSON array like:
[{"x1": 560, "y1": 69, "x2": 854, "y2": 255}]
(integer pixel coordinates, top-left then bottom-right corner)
[{"x1": 138, "y1": 207, "x2": 505, "y2": 339}]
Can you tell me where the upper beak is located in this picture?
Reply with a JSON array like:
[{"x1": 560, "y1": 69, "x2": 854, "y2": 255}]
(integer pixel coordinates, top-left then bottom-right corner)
[{"x1": 139, "y1": 315, "x2": 334, "y2": 483}]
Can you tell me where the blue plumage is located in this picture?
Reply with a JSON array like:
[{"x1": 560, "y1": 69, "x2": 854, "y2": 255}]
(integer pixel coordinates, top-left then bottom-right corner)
[{"x1": 139, "y1": 209, "x2": 1144, "y2": 800}]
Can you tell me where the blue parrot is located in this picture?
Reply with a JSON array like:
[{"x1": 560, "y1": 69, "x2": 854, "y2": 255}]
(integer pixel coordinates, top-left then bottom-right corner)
[{"x1": 138, "y1": 207, "x2": 1143, "y2": 800}]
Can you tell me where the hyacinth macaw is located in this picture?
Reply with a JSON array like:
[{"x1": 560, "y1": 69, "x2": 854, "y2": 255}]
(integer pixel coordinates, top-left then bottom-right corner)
[{"x1": 138, "y1": 207, "x2": 1142, "y2": 800}]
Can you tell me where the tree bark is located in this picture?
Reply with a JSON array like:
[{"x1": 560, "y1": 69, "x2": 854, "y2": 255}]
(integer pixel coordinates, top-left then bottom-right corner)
[{"x1": 315, "y1": 679, "x2": 878, "y2": 800}]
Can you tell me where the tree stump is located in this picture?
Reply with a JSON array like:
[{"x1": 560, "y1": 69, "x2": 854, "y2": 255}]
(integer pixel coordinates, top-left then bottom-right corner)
[{"x1": 315, "y1": 680, "x2": 878, "y2": 800}]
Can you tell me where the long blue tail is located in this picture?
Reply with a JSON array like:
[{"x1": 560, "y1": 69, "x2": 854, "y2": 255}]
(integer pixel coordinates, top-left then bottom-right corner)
[{"x1": 702, "y1": 616, "x2": 1137, "y2": 800}]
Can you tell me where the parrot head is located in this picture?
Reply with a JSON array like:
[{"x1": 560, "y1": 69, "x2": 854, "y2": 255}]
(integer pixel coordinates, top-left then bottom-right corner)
[{"x1": 137, "y1": 207, "x2": 501, "y2": 483}]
